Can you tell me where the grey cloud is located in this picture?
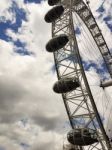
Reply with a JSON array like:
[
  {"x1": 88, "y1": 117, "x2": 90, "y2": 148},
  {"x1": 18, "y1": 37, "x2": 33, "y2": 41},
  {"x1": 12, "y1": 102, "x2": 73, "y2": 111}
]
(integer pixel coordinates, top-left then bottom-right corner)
[
  {"x1": 32, "y1": 113, "x2": 65, "y2": 132},
  {"x1": 32, "y1": 140, "x2": 58, "y2": 150},
  {"x1": 0, "y1": 76, "x2": 27, "y2": 106},
  {"x1": 0, "y1": 76, "x2": 28, "y2": 123}
]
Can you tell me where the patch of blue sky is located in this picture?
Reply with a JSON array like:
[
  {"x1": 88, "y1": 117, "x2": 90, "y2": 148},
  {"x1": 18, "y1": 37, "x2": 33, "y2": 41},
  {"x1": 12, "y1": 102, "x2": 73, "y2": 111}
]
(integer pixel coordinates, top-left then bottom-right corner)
[
  {"x1": 14, "y1": 39, "x2": 35, "y2": 56},
  {"x1": 96, "y1": 4, "x2": 105, "y2": 19},
  {"x1": 96, "y1": 2, "x2": 112, "y2": 32},
  {"x1": 75, "y1": 27, "x2": 81, "y2": 35},
  {"x1": 96, "y1": 4, "x2": 105, "y2": 13},
  {"x1": 72, "y1": 115, "x2": 104, "y2": 129},
  {"x1": 9, "y1": 1, "x2": 27, "y2": 30},
  {"x1": 0, "y1": 1, "x2": 34, "y2": 56},
  {"x1": 24, "y1": 0, "x2": 42, "y2": 3},
  {"x1": 63, "y1": 115, "x2": 104, "y2": 129},
  {"x1": 0, "y1": 1, "x2": 27, "y2": 41},
  {"x1": 0, "y1": 1, "x2": 26, "y2": 40},
  {"x1": 83, "y1": 61, "x2": 109, "y2": 80},
  {"x1": 72, "y1": 117, "x2": 86, "y2": 127},
  {"x1": 0, "y1": 21, "x2": 12, "y2": 41},
  {"x1": 14, "y1": 40, "x2": 34, "y2": 56},
  {"x1": 14, "y1": 47, "x2": 34, "y2": 56},
  {"x1": 103, "y1": 16, "x2": 112, "y2": 32},
  {"x1": 13, "y1": 39, "x2": 35, "y2": 56}
]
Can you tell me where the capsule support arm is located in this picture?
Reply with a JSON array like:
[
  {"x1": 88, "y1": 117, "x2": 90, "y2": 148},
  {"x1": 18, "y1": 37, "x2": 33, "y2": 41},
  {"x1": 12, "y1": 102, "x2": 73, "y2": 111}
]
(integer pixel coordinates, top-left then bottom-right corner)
[{"x1": 100, "y1": 80, "x2": 112, "y2": 88}]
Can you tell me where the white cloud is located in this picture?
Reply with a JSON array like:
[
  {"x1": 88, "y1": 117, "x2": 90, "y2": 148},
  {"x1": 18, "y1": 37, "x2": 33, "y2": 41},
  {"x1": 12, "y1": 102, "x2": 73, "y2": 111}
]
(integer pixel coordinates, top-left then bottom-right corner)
[
  {"x1": 0, "y1": 1, "x2": 68, "y2": 149},
  {"x1": 0, "y1": 0, "x2": 16, "y2": 23}
]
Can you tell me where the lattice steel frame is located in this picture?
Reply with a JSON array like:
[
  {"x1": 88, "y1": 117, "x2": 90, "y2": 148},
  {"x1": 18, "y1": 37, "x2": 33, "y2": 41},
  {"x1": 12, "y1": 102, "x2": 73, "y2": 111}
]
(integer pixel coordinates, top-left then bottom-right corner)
[{"x1": 51, "y1": 0, "x2": 112, "y2": 149}]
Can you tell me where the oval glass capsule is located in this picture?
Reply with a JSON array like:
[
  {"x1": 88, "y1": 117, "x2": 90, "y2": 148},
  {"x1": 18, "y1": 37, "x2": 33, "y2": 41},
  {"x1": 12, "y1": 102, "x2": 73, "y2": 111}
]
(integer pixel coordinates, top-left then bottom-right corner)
[
  {"x1": 44, "y1": 5, "x2": 64, "y2": 23},
  {"x1": 67, "y1": 128, "x2": 98, "y2": 146},
  {"x1": 48, "y1": 0, "x2": 60, "y2": 6},
  {"x1": 46, "y1": 34, "x2": 69, "y2": 52},
  {"x1": 53, "y1": 78, "x2": 80, "y2": 93}
]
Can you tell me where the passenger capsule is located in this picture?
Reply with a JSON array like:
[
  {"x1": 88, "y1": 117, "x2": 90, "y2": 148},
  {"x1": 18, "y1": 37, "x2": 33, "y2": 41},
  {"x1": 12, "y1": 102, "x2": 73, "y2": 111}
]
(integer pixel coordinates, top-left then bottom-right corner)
[
  {"x1": 48, "y1": 0, "x2": 60, "y2": 6},
  {"x1": 53, "y1": 78, "x2": 80, "y2": 93},
  {"x1": 44, "y1": 5, "x2": 64, "y2": 23},
  {"x1": 46, "y1": 34, "x2": 69, "y2": 52},
  {"x1": 67, "y1": 128, "x2": 98, "y2": 146}
]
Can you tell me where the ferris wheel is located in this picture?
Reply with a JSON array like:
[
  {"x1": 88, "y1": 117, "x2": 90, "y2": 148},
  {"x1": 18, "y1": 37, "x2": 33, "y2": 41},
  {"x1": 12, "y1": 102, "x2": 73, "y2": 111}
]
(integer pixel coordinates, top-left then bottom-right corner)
[{"x1": 44, "y1": 0, "x2": 112, "y2": 150}]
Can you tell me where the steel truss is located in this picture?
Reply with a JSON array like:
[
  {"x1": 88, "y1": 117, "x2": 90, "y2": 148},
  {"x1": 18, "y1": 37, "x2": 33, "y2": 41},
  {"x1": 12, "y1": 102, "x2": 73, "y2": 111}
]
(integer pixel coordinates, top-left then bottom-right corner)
[{"x1": 51, "y1": 0, "x2": 112, "y2": 150}]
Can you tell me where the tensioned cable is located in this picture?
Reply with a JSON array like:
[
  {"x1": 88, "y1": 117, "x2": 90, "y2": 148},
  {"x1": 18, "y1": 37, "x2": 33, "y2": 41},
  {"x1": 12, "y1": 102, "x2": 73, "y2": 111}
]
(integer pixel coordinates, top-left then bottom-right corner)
[
  {"x1": 73, "y1": 15, "x2": 103, "y2": 72},
  {"x1": 104, "y1": 90, "x2": 112, "y2": 132},
  {"x1": 73, "y1": 27, "x2": 97, "y2": 60},
  {"x1": 72, "y1": 15, "x2": 104, "y2": 111},
  {"x1": 73, "y1": 13, "x2": 103, "y2": 63},
  {"x1": 76, "y1": 32, "x2": 112, "y2": 134},
  {"x1": 73, "y1": 14, "x2": 105, "y2": 83},
  {"x1": 73, "y1": 10, "x2": 112, "y2": 137},
  {"x1": 73, "y1": 12, "x2": 99, "y2": 52},
  {"x1": 73, "y1": 11, "x2": 110, "y2": 85},
  {"x1": 72, "y1": 12, "x2": 106, "y2": 137},
  {"x1": 73, "y1": 15, "x2": 103, "y2": 80}
]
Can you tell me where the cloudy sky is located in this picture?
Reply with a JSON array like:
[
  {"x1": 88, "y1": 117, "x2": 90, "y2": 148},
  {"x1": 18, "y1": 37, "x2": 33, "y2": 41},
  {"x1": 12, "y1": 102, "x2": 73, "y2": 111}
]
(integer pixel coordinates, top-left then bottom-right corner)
[{"x1": 0, "y1": 0, "x2": 112, "y2": 150}]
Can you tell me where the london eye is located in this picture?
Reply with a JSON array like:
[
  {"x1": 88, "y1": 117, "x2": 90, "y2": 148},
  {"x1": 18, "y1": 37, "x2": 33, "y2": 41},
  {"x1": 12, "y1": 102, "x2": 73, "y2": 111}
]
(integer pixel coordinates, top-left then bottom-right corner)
[{"x1": 44, "y1": 0, "x2": 112, "y2": 149}]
